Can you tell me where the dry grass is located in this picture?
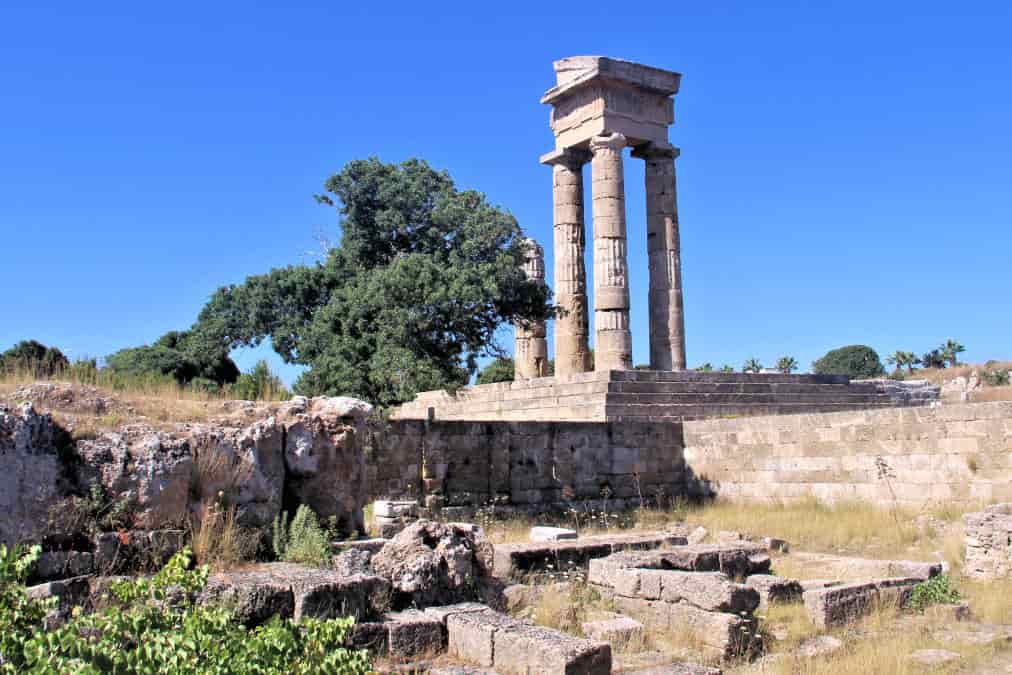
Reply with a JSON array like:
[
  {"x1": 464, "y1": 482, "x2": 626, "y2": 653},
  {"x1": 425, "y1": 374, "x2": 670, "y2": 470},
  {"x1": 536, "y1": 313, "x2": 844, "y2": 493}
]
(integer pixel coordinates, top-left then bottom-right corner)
[
  {"x1": 190, "y1": 505, "x2": 258, "y2": 570},
  {"x1": 959, "y1": 578, "x2": 1012, "y2": 624},
  {"x1": 680, "y1": 497, "x2": 969, "y2": 563},
  {"x1": 969, "y1": 385, "x2": 1012, "y2": 402}
]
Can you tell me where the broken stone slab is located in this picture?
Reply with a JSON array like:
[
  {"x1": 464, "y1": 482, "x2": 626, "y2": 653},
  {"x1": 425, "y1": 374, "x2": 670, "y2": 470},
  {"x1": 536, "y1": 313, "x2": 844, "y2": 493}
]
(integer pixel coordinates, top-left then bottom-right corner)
[
  {"x1": 530, "y1": 526, "x2": 578, "y2": 542},
  {"x1": 491, "y1": 532, "x2": 686, "y2": 578},
  {"x1": 907, "y1": 649, "x2": 961, "y2": 666},
  {"x1": 448, "y1": 608, "x2": 611, "y2": 674},
  {"x1": 745, "y1": 574, "x2": 803, "y2": 609},
  {"x1": 802, "y1": 577, "x2": 920, "y2": 628},
  {"x1": 581, "y1": 615, "x2": 644, "y2": 646},
  {"x1": 797, "y1": 635, "x2": 843, "y2": 658},
  {"x1": 373, "y1": 500, "x2": 419, "y2": 518},
  {"x1": 201, "y1": 563, "x2": 389, "y2": 625},
  {"x1": 333, "y1": 537, "x2": 388, "y2": 555},
  {"x1": 792, "y1": 552, "x2": 943, "y2": 581}
]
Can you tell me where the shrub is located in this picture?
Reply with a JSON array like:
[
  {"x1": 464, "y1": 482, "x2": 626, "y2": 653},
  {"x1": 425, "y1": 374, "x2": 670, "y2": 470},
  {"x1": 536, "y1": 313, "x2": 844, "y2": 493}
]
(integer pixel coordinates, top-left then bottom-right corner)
[
  {"x1": 983, "y1": 369, "x2": 1011, "y2": 386},
  {"x1": 906, "y1": 574, "x2": 960, "y2": 611},
  {"x1": 812, "y1": 345, "x2": 885, "y2": 379},
  {"x1": 272, "y1": 505, "x2": 331, "y2": 567},
  {"x1": 0, "y1": 547, "x2": 370, "y2": 673},
  {"x1": 0, "y1": 340, "x2": 69, "y2": 377},
  {"x1": 106, "y1": 330, "x2": 240, "y2": 387}
]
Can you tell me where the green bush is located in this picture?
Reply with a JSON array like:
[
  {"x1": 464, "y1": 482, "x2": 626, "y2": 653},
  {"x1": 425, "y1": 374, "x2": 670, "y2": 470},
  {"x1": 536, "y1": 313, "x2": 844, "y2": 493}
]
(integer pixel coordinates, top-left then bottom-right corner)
[
  {"x1": 106, "y1": 330, "x2": 240, "y2": 387},
  {"x1": 983, "y1": 369, "x2": 1011, "y2": 386},
  {"x1": 812, "y1": 345, "x2": 885, "y2": 379},
  {"x1": 230, "y1": 359, "x2": 291, "y2": 401},
  {"x1": 906, "y1": 574, "x2": 960, "y2": 611},
  {"x1": 0, "y1": 340, "x2": 69, "y2": 377},
  {"x1": 272, "y1": 505, "x2": 331, "y2": 567},
  {"x1": 0, "y1": 546, "x2": 370, "y2": 674}
]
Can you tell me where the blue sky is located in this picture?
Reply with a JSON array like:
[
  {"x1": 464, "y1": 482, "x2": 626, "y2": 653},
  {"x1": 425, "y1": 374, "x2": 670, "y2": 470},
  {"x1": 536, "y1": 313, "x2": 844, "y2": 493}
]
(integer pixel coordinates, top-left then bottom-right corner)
[{"x1": 2, "y1": 1, "x2": 1010, "y2": 385}]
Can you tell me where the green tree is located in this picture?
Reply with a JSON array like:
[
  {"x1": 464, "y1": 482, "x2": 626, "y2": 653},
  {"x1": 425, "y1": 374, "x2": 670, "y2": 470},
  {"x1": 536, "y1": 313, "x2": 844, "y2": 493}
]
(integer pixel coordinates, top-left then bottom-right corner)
[
  {"x1": 921, "y1": 348, "x2": 946, "y2": 369},
  {"x1": 231, "y1": 360, "x2": 291, "y2": 401},
  {"x1": 719, "y1": 364, "x2": 735, "y2": 373},
  {"x1": 743, "y1": 358, "x2": 763, "y2": 374},
  {"x1": 476, "y1": 357, "x2": 515, "y2": 385},
  {"x1": 886, "y1": 350, "x2": 920, "y2": 374},
  {"x1": 695, "y1": 363, "x2": 714, "y2": 372},
  {"x1": 193, "y1": 158, "x2": 551, "y2": 406},
  {"x1": 0, "y1": 340, "x2": 69, "y2": 376},
  {"x1": 106, "y1": 330, "x2": 240, "y2": 386},
  {"x1": 776, "y1": 356, "x2": 799, "y2": 374},
  {"x1": 940, "y1": 339, "x2": 965, "y2": 368},
  {"x1": 812, "y1": 345, "x2": 885, "y2": 379}
]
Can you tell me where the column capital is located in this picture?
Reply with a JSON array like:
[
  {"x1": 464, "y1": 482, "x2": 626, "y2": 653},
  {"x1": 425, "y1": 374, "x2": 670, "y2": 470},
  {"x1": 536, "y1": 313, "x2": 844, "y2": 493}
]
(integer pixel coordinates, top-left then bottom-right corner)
[
  {"x1": 631, "y1": 142, "x2": 681, "y2": 160},
  {"x1": 589, "y1": 132, "x2": 628, "y2": 154},
  {"x1": 540, "y1": 147, "x2": 591, "y2": 168}
]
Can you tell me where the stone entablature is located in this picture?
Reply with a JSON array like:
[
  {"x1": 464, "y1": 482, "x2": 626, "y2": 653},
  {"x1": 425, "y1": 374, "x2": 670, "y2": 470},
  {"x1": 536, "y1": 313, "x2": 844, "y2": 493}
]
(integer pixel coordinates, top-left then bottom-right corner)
[{"x1": 541, "y1": 56, "x2": 687, "y2": 373}]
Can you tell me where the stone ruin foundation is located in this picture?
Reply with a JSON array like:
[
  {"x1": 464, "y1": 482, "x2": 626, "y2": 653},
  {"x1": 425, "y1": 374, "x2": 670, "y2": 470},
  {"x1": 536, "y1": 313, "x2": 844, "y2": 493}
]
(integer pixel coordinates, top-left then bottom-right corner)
[{"x1": 964, "y1": 502, "x2": 1012, "y2": 580}]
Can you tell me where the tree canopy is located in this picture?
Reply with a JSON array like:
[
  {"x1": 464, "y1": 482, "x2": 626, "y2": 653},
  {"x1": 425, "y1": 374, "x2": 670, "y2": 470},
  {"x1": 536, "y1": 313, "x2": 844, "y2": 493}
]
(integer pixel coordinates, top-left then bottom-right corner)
[
  {"x1": 476, "y1": 358, "x2": 515, "y2": 385},
  {"x1": 0, "y1": 340, "x2": 69, "y2": 376},
  {"x1": 192, "y1": 158, "x2": 552, "y2": 406},
  {"x1": 812, "y1": 345, "x2": 885, "y2": 379},
  {"x1": 106, "y1": 330, "x2": 240, "y2": 386}
]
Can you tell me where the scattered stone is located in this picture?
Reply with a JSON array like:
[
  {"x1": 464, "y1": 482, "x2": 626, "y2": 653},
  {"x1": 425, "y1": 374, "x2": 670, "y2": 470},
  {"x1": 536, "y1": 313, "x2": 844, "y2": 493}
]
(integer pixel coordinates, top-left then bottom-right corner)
[
  {"x1": 581, "y1": 615, "x2": 644, "y2": 646},
  {"x1": 333, "y1": 547, "x2": 372, "y2": 577},
  {"x1": 803, "y1": 578, "x2": 919, "y2": 628},
  {"x1": 372, "y1": 520, "x2": 493, "y2": 607},
  {"x1": 908, "y1": 649, "x2": 961, "y2": 666},
  {"x1": 530, "y1": 526, "x2": 577, "y2": 542},
  {"x1": 687, "y1": 526, "x2": 708, "y2": 545},
  {"x1": 374, "y1": 500, "x2": 419, "y2": 519},
  {"x1": 797, "y1": 635, "x2": 843, "y2": 658}
]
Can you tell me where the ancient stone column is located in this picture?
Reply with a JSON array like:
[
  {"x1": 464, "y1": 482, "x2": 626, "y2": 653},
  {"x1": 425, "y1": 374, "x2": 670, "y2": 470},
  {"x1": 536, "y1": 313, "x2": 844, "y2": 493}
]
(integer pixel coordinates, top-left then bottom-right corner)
[
  {"x1": 634, "y1": 142, "x2": 686, "y2": 370},
  {"x1": 514, "y1": 238, "x2": 549, "y2": 380},
  {"x1": 589, "y1": 132, "x2": 632, "y2": 371},
  {"x1": 545, "y1": 150, "x2": 591, "y2": 376}
]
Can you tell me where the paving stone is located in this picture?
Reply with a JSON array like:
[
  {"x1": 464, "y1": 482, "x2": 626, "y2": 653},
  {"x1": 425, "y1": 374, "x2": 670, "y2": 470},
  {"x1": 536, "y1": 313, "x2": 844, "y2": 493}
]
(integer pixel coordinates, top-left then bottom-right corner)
[
  {"x1": 530, "y1": 526, "x2": 578, "y2": 542},
  {"x1": 802, "y1": 577, "x2": 919, "y2": 629}
]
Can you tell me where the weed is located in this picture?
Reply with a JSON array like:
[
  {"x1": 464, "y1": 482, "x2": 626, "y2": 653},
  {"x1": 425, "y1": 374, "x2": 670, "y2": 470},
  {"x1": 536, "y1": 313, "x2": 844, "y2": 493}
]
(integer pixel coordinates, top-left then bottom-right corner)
[
  {"x1": 272, "y1": 505, "x2": 331, "y2": 567},
  {"x1": 906, "y1": 574, "x2": 961, "y2": 611}
]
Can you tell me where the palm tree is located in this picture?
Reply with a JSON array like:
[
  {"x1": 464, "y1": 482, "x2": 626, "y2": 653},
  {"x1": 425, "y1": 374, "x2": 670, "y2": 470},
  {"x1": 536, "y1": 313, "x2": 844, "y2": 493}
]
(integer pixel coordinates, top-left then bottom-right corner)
[
  {"x1": 743, "y1": 358, "x2": 763, "y2": 374},
  {"x1": 775, "y1": 356, "x2": 798, "y2": 374},
  {"x1": 921, "y1": 349, "x2": 946, "y2": 369},
  {"x1": 887, "y1": 350, "x2": 920, "y2": 374},
  {"x1": 940, "y1": 339, "x2": 965, "y2": 368},
  {"x1": 696, "y1": 363, "x2": 714, "y2": 372},
  {"x1": 719, "y1": 364, "x2": 734, "y2": 373}
]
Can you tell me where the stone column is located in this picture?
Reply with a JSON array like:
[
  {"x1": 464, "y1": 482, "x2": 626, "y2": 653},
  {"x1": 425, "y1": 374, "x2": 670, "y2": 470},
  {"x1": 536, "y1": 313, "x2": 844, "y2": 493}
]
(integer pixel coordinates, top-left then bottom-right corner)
[
  {"x1": 546, "y1": 150, "x2": 591, "y2": 376},
  {"x1": 634, "y1": 143, "x2": 686, "y2": 370},
  {"x1": 514, "y1": 239, "x2": 549, "y2": 380},
  {"x1": 589, "y1": 132, "x2": 632, "y2": 371}
]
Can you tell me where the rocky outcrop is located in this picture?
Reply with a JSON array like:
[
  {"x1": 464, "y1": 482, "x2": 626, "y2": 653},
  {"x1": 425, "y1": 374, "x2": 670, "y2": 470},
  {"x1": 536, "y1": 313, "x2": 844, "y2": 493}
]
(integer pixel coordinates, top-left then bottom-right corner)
[
  {"x1": 371, "y1": 520, "x2": 494, "y2": 607},
  {"x1": 0, "y1": 385, "x2": 374, "y2": 548},
  {"x1": 0, "y1": 403, "x2": 66, "y2": 546}
]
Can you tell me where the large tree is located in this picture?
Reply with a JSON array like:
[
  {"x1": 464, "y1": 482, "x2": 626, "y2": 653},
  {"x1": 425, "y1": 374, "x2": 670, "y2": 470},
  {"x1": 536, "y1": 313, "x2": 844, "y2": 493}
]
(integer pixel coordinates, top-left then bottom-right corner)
[
  {"x1": 812, "y1": 345, "x2": 885, "y2": 379},
  {"x1": 0, "y1": 340, "x2": 69, "y2": 376},
  {"x1": 192, "y1": 158, "x2": 552, "y2": 406},
  {"x1": 106, "y1": 330, "x2": 240, "y2": 386}
]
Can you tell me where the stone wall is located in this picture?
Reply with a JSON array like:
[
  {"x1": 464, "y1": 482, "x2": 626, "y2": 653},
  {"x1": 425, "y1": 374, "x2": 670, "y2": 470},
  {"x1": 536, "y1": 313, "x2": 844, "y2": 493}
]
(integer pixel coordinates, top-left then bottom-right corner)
[
  {"x1": 372, "y1": 401, "x2": 1012, "y2": 512},
  {"x1": 366, "y1": 420, "x2": 698, "y2": 509},
  {"x1": 682, "y1": 401, "x2": 1012, "y2": 508}
]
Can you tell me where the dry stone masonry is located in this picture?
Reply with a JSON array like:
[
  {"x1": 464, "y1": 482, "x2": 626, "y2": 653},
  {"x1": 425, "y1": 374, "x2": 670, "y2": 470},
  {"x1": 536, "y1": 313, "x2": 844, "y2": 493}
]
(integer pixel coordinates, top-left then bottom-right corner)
[{"x1": 964, "y1": 503, "x2": 1012, "y2": 580}]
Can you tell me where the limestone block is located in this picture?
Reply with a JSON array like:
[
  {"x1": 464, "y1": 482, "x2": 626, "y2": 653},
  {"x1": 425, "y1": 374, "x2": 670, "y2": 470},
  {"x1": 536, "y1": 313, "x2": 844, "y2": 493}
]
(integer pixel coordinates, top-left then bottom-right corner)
[
  {"x1": 581, "y1": 615, "x2": 644, "y2": 646},
  {"x1": 530, "y1": 526, "x2": 578, "y2": 542},
  {"x1": 384, "y1": 609, "x2": 445, "y2": 657},
  {"x1": 802, "y1": 578, "x2": 918, "y2": 629},
  {"x1": 448, "y1": 609, "x2": 504, "y2": 667},
  {"x1": 492, "y1": 619, "x2": 612, "y2": 675},
  {"x1": 745, "y1": 575, "x2": 803, "y2": 609},
  {"x1": 658, "y1": 571, "x2": 759, "y2": 613},
  {"x1": 374, "y1": 500, "x2": 418, "y2": 518}
]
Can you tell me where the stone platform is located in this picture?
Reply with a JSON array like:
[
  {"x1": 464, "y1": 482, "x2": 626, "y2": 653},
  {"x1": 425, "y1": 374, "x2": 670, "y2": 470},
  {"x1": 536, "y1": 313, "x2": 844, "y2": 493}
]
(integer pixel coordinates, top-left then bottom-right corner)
[{"x1": 393, "y1": 370, "x2": 927, "y2": 423}]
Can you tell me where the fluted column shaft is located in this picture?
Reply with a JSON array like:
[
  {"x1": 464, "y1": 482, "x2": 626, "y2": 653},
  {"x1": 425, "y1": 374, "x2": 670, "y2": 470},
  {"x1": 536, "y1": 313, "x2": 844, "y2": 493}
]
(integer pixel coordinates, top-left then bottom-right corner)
[
  {"x1": 590, "y1": 133, "x2": 632, "y2": 371},
  {"x1": 634, "y1": 143, "x2": 686, "y2": 370},
  {"x1": 514, "y1": 239, "x2": 549, "y2": 380},
  {"x1": 548, "y1": 152, "x2": 591, "y2": 376}
]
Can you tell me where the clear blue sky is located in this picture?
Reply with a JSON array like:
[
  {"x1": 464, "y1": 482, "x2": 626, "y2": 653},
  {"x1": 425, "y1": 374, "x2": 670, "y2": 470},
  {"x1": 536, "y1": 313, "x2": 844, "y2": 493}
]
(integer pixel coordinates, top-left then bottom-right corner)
[{"x1": 2, "y1": 1, "x2": 1010, "y2": 385}]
